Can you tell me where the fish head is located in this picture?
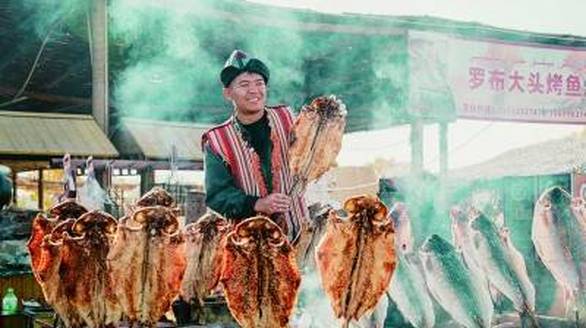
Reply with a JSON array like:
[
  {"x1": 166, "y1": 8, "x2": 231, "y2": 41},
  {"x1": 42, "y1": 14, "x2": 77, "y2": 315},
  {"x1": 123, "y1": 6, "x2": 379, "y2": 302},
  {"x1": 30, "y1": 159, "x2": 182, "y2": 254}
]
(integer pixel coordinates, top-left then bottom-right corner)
[
  {"x1": 195, "y1": 212, "x2": 229, "y2": 232},
  {"x1": 48, "y1": 199, "x2": 88, "y2": 220},
  {"x1": 71, "y1": 211, "x2": 118, "y2": 239},
  {"x1": 449, "y1": 206, "x2": 470, "y2": 247},
  {"x1": 534, "y1": 186, "x2": 571, "y2": 227},
  {"x1": 131, "y1": 206, "x2": 180, "y2": 235},
  {"x1": 389, "y1": 202, "x2": 413, "y2": 253},
  {"x1": 309, "y1": 203, "x2": 332, "y2": 229},
  {"x1": 468, "y1": 209, "x2": 494, "y2": 234},
  {"x1": 420, "y1": 234, "x2": 455, "y2": 257},
  {"x1": 450, "y1": 206, "x2": 470, "y2": 232},
  {"x1": 449, "y1": 206, "x2": 467, "y2": 223},
  {"x1": 48, "y1": 218, "x2": 76, "y2": 244},
  {"x1": 229, "y1": 216, "x2": 287, "y2": 250},
  {"x1": 307, "y1": 95, "x2": 347, "y2": 120},
  {"x1": 189, "y1": 212, "x2": 230, "y2": 241},
  {"x1": 571, "y1": 197, "x2": 586, "y2": 221},
  {"x1": 344, "y1": 194, "x2": 389, "y2": 227},
  {"x1": 419, "y1": 234, "x2": 452, "y2": 272},
  {"x1": 498, "y1": 227, "x2": 511, "y2": 245},
  {"x1": 136, "y1": 187, "x2": 176, "y2": 208}
]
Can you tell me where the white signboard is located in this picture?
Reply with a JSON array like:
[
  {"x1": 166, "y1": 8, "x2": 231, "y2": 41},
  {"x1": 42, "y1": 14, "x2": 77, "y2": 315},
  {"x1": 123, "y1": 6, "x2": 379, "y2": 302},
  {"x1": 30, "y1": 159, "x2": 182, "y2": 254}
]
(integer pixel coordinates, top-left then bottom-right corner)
[{"x1": 409, "y1": 31, "x2": 586, "y2": 123}]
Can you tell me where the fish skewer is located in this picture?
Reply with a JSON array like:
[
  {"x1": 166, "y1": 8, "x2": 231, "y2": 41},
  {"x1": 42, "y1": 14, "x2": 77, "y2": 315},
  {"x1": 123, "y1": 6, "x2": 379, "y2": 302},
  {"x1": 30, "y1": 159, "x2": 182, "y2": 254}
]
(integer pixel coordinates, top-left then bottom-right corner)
[
  {"x1": 285, "y1": 95, "x2": 346, "y2": 245},
  {"x1": 288, "y1": 95, "x2": 346, "y2": 195}
]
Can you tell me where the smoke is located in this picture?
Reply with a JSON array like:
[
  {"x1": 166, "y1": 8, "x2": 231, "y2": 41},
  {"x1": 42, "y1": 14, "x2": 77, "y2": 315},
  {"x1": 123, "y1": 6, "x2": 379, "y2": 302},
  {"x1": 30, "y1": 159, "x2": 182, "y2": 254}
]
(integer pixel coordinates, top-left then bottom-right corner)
[
  {"x1": 110, "y1": 0, "x2": 223, "y2": 123},
  {"x1": 294, "y1": 269, "x2": 341, "y2": 328},
  {"x1": 22, "y1": 0, "x2": 88, "y2": 37},
  {"x1": 16, "y1": 0, "x2": 528, "y2": 131},
  {"x1": 107, "y1": 0, "x2": 410, "y2": 130}
]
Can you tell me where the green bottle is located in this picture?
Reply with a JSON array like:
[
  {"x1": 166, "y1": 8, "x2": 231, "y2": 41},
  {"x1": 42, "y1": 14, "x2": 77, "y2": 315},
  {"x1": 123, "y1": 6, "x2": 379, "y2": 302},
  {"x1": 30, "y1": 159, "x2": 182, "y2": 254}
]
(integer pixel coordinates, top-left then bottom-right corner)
[{"x1": 2, "y1": 288, "x2": 18, "y2": 315}]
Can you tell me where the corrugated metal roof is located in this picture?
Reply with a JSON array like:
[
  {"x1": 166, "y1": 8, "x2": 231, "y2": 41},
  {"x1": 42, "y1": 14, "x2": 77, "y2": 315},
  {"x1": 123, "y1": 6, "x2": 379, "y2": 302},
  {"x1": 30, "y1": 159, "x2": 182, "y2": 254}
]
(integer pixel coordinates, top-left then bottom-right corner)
[
  {"x1": 118, "y1": 118, "x2": 210, "y2": 162},
  {"x1": 0, "y1": 111, "x2": 118, "y2": 157},
  {"x1": 448, "y1": 134, "x2": 586, "y2": 181}
]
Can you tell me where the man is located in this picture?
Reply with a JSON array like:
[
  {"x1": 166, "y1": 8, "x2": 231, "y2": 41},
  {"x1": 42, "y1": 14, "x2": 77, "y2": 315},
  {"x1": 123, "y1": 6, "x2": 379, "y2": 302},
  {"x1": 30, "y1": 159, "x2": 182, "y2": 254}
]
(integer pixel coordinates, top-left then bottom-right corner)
[
  {"x1": 202, "y1": 50, "x2": 308, "y2": 241},
  {"x1": 0, "y1": 168, "x2": 12, "y2": 209}
]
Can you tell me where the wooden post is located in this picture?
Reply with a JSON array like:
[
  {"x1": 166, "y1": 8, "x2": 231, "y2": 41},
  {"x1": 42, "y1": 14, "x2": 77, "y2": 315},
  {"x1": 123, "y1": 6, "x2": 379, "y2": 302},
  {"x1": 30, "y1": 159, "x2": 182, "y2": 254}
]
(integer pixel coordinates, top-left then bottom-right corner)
[
  {"x1": 140, "y1": 166, "x2": 155, "y2": 195},
  {"x1": 90, "y1": 0, "x2": 109, "y2": 134},
  {"x1": 438, "y1": 122, "x2": 449, "y2": 216},
  {"x1": 410, "y1": 119, "x2": 424, "y2": 175},
  {"x1": 38, "y1": 169, "x2": 44, "y2": 210},
  {"x1": 439, "y1": 122, "x2": 448, "y2": 179}
]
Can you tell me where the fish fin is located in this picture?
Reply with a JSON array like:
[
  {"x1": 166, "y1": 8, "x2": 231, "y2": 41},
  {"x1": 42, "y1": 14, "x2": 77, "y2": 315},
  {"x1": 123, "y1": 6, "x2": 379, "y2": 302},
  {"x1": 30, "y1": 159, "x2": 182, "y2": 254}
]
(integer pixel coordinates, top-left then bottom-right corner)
[
  {"x1": 472, "y1": 232, "x2": 482, "y2": 249},
  {"x1": 575, "y1": 290, "x2": 586, "y2": 326},
  {"x1": 385, "y1": 290, "x2": 392, "y2": 302},
  {"x1": 520, "y1": 305, "x2": 540, "y2": 328},
  {"x1": 498, "y1": 227, "x2": 510, "y2": 244},
  {"x1": 423, "y1": 256, "x2": 433, "y2": 272},
  {"x1": 564, "y1": 288, "x2": 576, "y2": 320},
  {"x1": 494, "y1": 212, "x2": 505, "y2": 229}
]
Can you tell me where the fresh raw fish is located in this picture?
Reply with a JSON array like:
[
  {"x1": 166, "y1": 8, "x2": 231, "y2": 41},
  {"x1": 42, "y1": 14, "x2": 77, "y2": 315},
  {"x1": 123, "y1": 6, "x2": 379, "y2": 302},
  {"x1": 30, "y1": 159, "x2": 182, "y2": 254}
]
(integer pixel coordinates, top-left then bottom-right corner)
[
  {"x1": 389, "y1": 253, "x2": 435, "y2": 328},
  {"x1": 532, "y1": 186, "x2": 586, "y2": 323},
  {"x1": 468, "y1": 208, "x2": 538, "y2": 326},
  {"x1": 419, "y1": 234, "x2": 493, "y2": 328},
  {"x1": 389, "y1": 202, "x2": 413, "y2": 254}
]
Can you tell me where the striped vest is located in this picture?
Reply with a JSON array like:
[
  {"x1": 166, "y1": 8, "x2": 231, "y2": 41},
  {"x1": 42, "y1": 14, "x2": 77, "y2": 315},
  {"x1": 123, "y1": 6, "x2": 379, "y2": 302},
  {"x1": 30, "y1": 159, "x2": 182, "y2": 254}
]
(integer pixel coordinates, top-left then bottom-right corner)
[{"x1": 202, "y1": 105, "x2": 309, "y2": 241}]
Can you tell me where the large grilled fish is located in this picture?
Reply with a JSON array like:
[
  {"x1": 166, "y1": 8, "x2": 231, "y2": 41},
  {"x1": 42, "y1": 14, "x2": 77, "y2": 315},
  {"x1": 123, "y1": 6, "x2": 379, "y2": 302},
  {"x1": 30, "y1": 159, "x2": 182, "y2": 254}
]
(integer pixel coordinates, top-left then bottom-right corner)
[
  {"x1": 29, "y1": 210, "x2": 121, "y2": 328},
  {"x1": 288, "y1": 95, "x2": 346, "y2": 194},
  {"x1": 108, "y1": 189, "x2": 186, "y2": 326},
  {"x1": 315, "y1": 194, "x2": 396, "y2": 326},
  {"x1": 181, "y1": 213, "x2": 231, "y2": 306},
  {"x1": 419, "y1": 234, "x2": 493, "y2": 328},
  {"x1": 220, "y1": 216, "x2": 301, "y2": 328},
  {"x1": 532, "y1": 186, "x2": 586, "y2": 323}
]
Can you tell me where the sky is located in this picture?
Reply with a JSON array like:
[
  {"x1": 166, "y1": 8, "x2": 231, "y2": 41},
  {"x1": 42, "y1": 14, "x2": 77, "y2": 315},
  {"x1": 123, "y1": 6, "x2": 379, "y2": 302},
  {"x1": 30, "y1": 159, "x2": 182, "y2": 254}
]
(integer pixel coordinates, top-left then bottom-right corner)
[{"x1": 248, "y1": 0, "x2": 586, "y2": 172}]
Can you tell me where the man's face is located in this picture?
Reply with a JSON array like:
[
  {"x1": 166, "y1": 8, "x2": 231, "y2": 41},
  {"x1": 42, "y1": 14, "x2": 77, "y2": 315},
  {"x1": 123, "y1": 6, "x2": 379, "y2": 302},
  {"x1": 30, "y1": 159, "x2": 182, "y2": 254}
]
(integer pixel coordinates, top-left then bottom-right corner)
[{"x1": 223, "y1": 72, "x2": 267, "y2": 115}]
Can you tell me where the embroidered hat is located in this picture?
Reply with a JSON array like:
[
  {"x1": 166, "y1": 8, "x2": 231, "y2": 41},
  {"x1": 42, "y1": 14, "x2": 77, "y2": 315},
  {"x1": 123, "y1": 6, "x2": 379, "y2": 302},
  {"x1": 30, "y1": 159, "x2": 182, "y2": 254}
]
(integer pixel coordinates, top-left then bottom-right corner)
[{"x1": 220, "y1": 50, "x2": 270, "y2": 87}]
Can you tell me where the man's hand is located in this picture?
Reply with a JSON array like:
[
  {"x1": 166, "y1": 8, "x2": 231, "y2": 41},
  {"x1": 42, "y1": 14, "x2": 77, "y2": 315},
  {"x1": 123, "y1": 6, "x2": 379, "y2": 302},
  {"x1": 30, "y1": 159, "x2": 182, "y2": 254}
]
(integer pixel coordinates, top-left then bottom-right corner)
[{"x1": 254, "y1": 193, "x2": 291, "y2": 215}]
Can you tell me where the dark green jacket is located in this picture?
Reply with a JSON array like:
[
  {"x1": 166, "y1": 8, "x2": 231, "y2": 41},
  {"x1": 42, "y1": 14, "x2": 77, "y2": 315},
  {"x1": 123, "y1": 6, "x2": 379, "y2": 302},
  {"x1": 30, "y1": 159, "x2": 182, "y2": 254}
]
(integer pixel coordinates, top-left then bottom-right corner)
[{"x1": 204, "y1": 112, "x2": 273, "y2": 220}]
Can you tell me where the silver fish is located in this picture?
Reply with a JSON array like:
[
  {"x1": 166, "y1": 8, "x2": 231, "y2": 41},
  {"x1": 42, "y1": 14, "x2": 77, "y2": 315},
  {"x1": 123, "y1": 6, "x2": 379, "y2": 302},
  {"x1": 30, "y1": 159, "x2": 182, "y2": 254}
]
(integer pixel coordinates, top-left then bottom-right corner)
[
  {"x1": 389, "y1": 253, "x2": 435, "y2": 328},
  {"x1": 419, "y1": 234, "x2": 493, "y2": 328},
  {"x1": 389, "y1": 202, "x2": 413, "y2": 254},
  {"x1": 451, "y1": 206, "x2": 486, "y2": 278},
  {"x1": 532, "y1": 187, "x2": 586, "y2": 323},
  {"x1": 468, "y1": 209, "x2": 538, "y2": 326}
]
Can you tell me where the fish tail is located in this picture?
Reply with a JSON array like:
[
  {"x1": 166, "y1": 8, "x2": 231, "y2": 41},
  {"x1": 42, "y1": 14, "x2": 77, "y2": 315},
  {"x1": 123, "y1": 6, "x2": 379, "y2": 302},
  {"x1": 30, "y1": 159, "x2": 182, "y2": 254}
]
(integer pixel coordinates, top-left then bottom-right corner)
[
  {"x1": 520, "y1": 305, "x2": 540, "y2": 328},
  {"x1": 473, "y1": 316, "x2": 487, "y2": 328},
  {"x1": 575, "y1": 291, "x2": 586, "y2": 326}
]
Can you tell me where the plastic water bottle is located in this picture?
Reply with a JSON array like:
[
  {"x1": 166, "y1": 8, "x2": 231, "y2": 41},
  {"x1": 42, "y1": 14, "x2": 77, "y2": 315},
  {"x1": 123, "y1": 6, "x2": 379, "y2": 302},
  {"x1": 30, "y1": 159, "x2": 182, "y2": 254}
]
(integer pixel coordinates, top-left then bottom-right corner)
[{"x1": 2, "y1": 288, "x2": 18, "y2": 315}]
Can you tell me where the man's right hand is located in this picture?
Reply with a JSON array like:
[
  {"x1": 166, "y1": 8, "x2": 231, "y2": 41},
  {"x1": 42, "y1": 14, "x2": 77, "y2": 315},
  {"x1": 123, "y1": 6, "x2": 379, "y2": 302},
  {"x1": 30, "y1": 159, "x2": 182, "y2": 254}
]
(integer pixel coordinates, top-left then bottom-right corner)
[{"x1": 254, "y1": 193, "x2": 291, "y2": 215}]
